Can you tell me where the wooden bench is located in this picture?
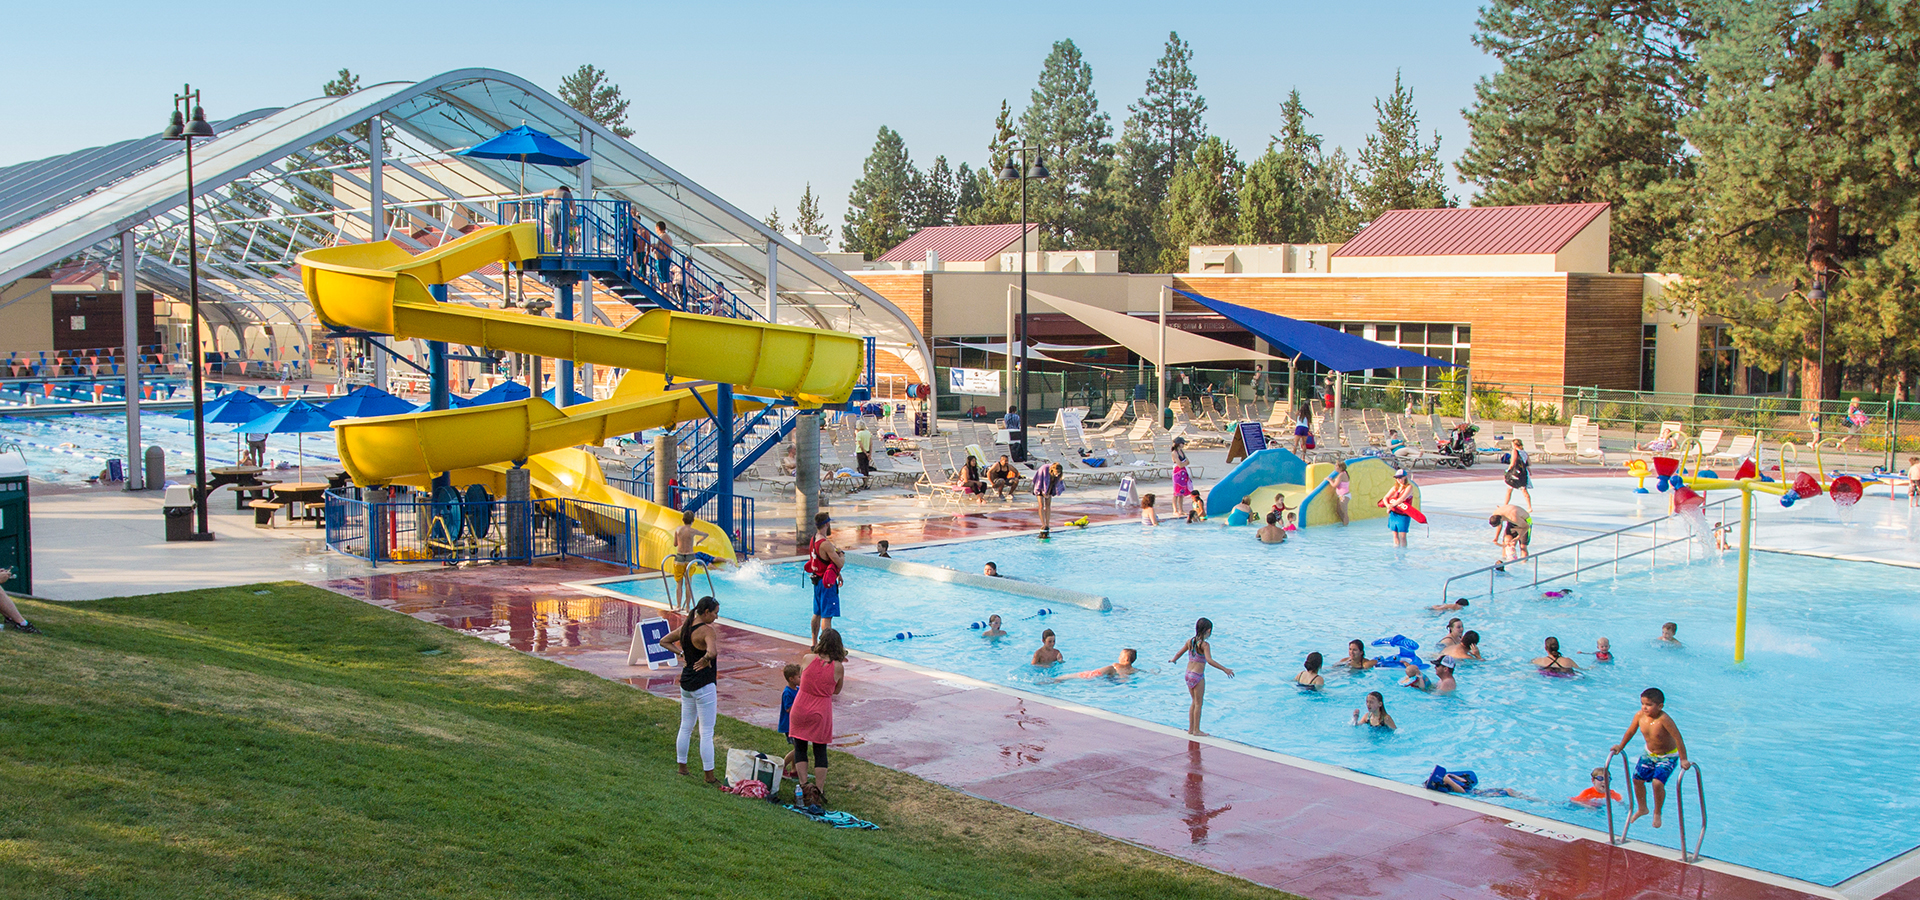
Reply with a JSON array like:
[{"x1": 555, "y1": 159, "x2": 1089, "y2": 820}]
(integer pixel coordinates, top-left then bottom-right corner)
[
  {"x1": 234, "y1": 483, "x2": 278, "y2": 511},
  {"x1": 248, "y1": 500, "x2": 286, "y2": 528}
]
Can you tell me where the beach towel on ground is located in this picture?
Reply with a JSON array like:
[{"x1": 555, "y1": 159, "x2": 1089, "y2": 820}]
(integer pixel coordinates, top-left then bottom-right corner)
[{"x1": 784, "y1": 805, "x2": 879, "y2": 829}]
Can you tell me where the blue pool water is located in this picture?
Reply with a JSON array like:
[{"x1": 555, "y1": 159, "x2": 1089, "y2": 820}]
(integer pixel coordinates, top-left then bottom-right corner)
[
  {"x1": 606, "y1": 513, "x2": 1919, "y2": 886},
  {"x1": 0, "y1": 412, "x2": 339, "y2": 482}
]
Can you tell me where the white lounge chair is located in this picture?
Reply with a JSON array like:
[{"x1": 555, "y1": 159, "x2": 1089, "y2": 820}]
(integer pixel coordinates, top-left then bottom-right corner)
[
  {"x1": 1709, "y1": 434, "x2": 1757, "y2": 466},
  {"x1": 1574, "y1": 425, "x2": 1608, "y2": 465},
  {"x1": 1694, "y1": 428, "x2": 1725, "y2": 457}
]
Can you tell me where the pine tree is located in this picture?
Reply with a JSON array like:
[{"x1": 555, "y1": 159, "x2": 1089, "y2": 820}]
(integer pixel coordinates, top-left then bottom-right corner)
[
  {"x1": 1355, "y1": 71, "x2": 1452, "y2": 220},
  {"x1": 962, "y1": 101, "x2": 1021, "y2": 226},
  {"x1": 1312, "y1": 148, "x2": 1367, "y2": 242},
  {"x1": 765, "y1": 206, "x2": 783, "y2": 232},
  {"x1": 1238, "y1": 89, "x2": 1329, "y2": 244},
  {"x1": 843, "y1": 126, "x2": 918, "y2": 257},
  {"x1": 1018, "y1": 40, "x2": 1115, "y2": 249},
  {"x1": 795, "y1": 184, "x2": 831, "y2": 243},
  {"x1": 953, "y1": 162, "x2": 983, "y2": 222},
  {"x1": 1158, "y1": 137, "x2": 1241, "y2": 272},
  {"x1": 557, "y1": 65, "x2": 634, "y2": 138},
  {"x1": 1666, "y1": 0, "x2": 1920, "y2": 401},
  {"x1": 917, "y1": 156, "x2": 959, "y2": 228},
  {"x1": 1459, "y1": 0, "x2": 1702, "y2": 272},
  {"x1": 1110, "y1": 32, "x2": 1210, "y2": 271}
]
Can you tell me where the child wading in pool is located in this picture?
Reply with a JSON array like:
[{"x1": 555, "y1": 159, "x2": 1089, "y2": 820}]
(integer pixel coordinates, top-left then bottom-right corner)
[
  {"x1": 1610, "y1": 686, "x2": 1691, "y2": 829},
  {"x1": 1032, "y1": 629, "x2": 1064, "y2": 667},
  {"x1": 1352, "y1": 691, "x2": 1395, "y2": 729},
  {"x1": 1170, "y1": 617, "x2": 1233, "y2": 735}
]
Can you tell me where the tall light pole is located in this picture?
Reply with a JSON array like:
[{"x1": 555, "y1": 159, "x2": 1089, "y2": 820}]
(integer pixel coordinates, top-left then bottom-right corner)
[
  {"x1": 998, "y1": 148, "x2": 1048, "y2": 462},
  {"x1": 162, "y1": 86, "x2": 217, "y2": 540}
]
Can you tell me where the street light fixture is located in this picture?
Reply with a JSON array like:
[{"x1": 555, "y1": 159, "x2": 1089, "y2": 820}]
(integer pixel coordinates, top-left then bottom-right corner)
[
  {"x1": 997, "y1": 147, "x2": 1048, "y2": 461},
  {"x1": 163, "y1": 85, "x2": 217, "y2": 541}
]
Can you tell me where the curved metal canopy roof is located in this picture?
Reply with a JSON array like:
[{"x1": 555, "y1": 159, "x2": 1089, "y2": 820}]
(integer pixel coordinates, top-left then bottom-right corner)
[{"x1": 0, "y1": 69, "x2": 930, "y2": 377}]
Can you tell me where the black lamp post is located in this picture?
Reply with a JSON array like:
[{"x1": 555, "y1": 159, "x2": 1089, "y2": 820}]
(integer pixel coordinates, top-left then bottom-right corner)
[
  {"x1": 163, "y1": 86, "x2": 217, "y2": 540},
  {"x1": 997, "y1": 148, "x2": 1048, "y2": 462}
]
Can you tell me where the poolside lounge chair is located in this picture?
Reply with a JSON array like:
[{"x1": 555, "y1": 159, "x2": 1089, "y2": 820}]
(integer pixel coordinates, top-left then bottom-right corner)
[
  {"x1": 1536, "y1": 428, "x2": 1575, "y2": 462},
  {"x1": 1709, "y1": 434, "x2": 1757, "y2": 466},
  {"x1": 1574, "y1": 425, "x2": 1608, "y2": 465},
  {"x1": 1694, "y1": 428, "x2": 1725, "y2": 457}
]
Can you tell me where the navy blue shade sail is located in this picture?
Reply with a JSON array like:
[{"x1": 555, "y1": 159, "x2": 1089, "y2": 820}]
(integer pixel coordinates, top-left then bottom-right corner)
[{"x1": 1175, "y1": 289, "x2": 1456, "y2": 372}]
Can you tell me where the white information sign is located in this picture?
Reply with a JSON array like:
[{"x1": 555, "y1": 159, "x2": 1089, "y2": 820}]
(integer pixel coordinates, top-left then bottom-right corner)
[{"x1": 949, "y1": 367, "x2": 1002, "y2": 396}]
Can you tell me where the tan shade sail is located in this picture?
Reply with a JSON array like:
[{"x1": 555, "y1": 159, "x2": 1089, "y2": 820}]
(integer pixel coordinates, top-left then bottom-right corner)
[{"x1": 1026, "y1": 289, "x2": 1276, "y2": 365}]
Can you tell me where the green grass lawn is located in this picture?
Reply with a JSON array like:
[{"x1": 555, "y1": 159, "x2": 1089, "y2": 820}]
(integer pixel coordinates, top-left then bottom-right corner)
[{"x1": 0, "y1": 584, "x2": 1292, "y2": 900}]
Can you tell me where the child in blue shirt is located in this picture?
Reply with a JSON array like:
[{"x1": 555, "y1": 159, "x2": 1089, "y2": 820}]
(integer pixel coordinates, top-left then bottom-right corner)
[{"x1": 777, "y1": 663, "x2": 802, "y2": 775}]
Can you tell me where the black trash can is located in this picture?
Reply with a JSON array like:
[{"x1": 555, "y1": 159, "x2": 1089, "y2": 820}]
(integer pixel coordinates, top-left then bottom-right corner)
[{"x1": 163, "y1": 485, "x2": 195, "y2": 542}]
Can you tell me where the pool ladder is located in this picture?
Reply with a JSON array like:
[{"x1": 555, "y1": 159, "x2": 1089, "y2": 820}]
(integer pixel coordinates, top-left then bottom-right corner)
[
  {"x1": 1603, "y1": 748, "x2": 1708, "y2": 863},
  {"x1": 657, "y1": 552, "x2": 716, "y2": 609}
]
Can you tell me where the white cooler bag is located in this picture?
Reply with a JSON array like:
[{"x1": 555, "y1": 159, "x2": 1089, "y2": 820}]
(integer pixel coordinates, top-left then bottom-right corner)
[{"x1": 724, "y1": 748, "x2": 783, "y2": 794}]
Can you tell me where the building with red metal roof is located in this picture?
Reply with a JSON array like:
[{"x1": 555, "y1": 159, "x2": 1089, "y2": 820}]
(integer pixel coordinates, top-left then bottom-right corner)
[
  {"x1": 1333, "y1": 202, "x2": 1611, "y2": 274},
  {"x1": 875, "y1": 224, "x2": 1039, "y2": 269}
]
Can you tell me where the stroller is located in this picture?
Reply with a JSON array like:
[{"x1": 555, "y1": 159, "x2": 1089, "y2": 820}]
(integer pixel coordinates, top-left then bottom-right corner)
[{"x1": 1435, "y1": 423, "x2": 1480, "y2": 469}]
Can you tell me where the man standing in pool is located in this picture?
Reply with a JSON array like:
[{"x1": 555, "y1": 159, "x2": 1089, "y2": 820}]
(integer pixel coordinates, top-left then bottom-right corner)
[
  {"x1": 1610, "y1": 686, "x2": 1691, "y2": 829},
  {"x1": 805, "y1": 513, "x2": 844, "y2": 643}
]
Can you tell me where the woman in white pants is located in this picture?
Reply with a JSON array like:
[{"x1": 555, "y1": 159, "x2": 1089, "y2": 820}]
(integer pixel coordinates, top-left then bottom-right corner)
[{"x1": 659, "y1": 595, "x2": 722, "y2": 783}]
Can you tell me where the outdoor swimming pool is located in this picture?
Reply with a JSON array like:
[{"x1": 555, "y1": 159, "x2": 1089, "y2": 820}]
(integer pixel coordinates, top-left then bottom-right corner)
[
  {"x1": 0, "y1": 411, "x2": 339, "y2": 482},
  {"x1": 604, "y1": 504, "x2": 1919, "y2": 886}
]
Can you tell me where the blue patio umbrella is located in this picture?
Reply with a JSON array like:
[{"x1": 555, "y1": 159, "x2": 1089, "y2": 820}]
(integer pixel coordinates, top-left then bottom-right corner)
[
  {"x1": 183, "y1": 390, "x2": 277, "y2": 465},
  {"x1": 457, "y1": 125, "x2": 589, "y2": 196},
  {"x1": 229, "y1": 399, "x2": 339, "y2": 483},
  {"x1": 322, "y1": 385, "x2": 415, "y2": 419},
  {"x1": 467, "y1": 380, "x2": 532, "y2": 406},
  {"x1": 541, "y1": 385, "x2": 595, "y2": 406},
  {"x1": 412, "y1": 394, "x2": 475, "y2": 412}
]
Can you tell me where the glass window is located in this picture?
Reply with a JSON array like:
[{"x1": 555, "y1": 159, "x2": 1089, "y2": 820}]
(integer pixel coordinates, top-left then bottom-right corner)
[
  {"x1": 1401, "y1": 324, "x2": 1426, "y2": 344},
  {"x1": 1454, "y1": 325, "x2": 1470, "y2": 346},
  {"x1": 1375, "y1": 324, "x2": 1397, "y2": 343},
  {"x1": 1641, "y1": 324, "x2": 1658, "y2": 393}
]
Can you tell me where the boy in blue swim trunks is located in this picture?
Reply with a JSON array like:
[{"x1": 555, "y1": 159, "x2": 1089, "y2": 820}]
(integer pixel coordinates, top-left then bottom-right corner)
[{"x1": 1610, "y1": 686, "x2": 1691, "y2": 829}]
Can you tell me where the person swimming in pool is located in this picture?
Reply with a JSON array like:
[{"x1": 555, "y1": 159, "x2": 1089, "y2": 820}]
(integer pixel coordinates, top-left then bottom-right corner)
[
  {"x1": 1437, "y1": 617, "x2": 1466, "y2": 649},
  {"x1": 1228, "y1": 495, "x2": 1256, "y2": 526},
  {"x1": 1659, "y1": 622, "x2": 1682, "y2": 645},
  {"x1": 1051, "y1": 649, "x2": 1140, "y2": 682},
  {"x1": 1295, "y1": 652, "x2": 1325, "y2": 689},
  {"x1": 983, "y1": 561, "x2": 1002, "y2": 577},
  {"x1": 1439, "y1": 630, "x2": 1483, "y2": 662},
  {"x1": 1257, "y1": 511, "x2": 1288, "y2": 544},
  {"x1": 1352, "y1": 691, "x2": 1395, "y2": 729},
  {"x1": 979, "y1": 614, "x2": 1006, "y2": 639},
  {"x1": 1339, "y1": 639, "x2": 1376, "y2": 670},
  {"x1": 1170, "y1": 617, "x2": 1233, "y2": 736},
  {"x1": 1399, "y1": 659, "x2": 1432, "y2": 691},
  {"x1": 1425, "y1": 767, "x2": 1529, "y2": 798},
  {"x1": 1140, "y1": 493, "x2": 1161, "y2": 527},
  {"x1": 1581, "y1": 637, "x2": 1613, "y2": 662},
  {"x1": 1432, "y1": 657, "x2": 1458, "y2": 693},
  {"x1": 1610, "y1": 686, "x2": 1690, "y2": 829},
  {"x1": 1571, "y1": 767, "x2": 1623, "y2": 808},
  {"x1": 1533, "y1": 636, "x2": 1579, "y2": 673},
  {"x1": 1032, "y1": 629, "x2": 1064, "y2": 667},
  {"x1": 1429, "y1": 597, "x2": 1471, "y2": 613}
]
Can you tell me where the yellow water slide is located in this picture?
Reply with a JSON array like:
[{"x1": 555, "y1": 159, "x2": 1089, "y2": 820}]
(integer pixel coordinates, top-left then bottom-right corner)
[{"x1": 296, "y1": 223, "x2": 865, "y2": 565}]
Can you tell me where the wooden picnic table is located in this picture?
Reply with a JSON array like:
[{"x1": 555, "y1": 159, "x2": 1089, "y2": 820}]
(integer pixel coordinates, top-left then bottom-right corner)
[
  {"x1": 208, "y1": 466, "x2": 273, "y2": 510},
  {"x1": 270, "y1": 482, "x2": 331, "y2": 529}
]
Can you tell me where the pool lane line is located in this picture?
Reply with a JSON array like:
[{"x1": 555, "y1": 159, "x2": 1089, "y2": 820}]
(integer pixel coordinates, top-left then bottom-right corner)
[{"x1": 562, "y1": 573, "x2": 1875, "y2": 900}]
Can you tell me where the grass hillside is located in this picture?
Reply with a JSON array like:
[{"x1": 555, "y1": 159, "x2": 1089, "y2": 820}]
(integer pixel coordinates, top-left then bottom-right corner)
[{"x1": 0, "y1": 584, "x2": 1290, "y2": 900}]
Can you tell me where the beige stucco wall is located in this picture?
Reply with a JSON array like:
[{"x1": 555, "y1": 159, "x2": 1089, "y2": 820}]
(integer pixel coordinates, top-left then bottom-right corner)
[
  {"x1": 926, "y1": 272, "x2": 1172, "y2": 336},
  {"x1": 1553, "y1": 213, "x2": 1611, "y2": 273},
  {"x1": 1187, "y1": 244, "x2": 1337, "y2": 274},
  {"x1": 1642, "y1": 274, "x2": 1699, "y2": 395},
  {"x1": 0, "y1": 279, "x2": 55, "y2": 352}
]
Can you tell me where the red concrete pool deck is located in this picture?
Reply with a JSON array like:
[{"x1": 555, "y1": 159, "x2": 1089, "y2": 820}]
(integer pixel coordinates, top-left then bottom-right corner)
[{"x1": 317, "y1": 485, "x2": 1914, "y2": 900}]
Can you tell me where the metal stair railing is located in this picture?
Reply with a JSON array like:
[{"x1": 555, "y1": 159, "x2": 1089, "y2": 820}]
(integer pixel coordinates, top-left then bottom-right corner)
[
  {"x1": 1602, "y1": 748, "x2": 1707, "y2": 864},
  {"x1": 1438, "y1": 496, "x2": 1736, "y2": 604}
]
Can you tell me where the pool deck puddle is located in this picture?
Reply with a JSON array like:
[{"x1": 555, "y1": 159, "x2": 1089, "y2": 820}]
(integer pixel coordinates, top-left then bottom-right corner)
[{"x1": 318, "y1": 486, "x2": 1920, "y2": 900}]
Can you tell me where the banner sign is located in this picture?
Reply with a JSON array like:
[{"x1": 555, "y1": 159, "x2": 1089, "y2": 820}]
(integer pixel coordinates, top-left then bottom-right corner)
[
  {"x1": 628, "y1": 616, "x2": 678, "y2": 668},
  {"x1": 949, "y1": 367, "x2": 1002, "y2": 396}
]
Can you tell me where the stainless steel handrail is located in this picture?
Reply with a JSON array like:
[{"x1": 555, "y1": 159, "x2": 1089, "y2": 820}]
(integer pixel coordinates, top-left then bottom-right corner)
[
  {"x1": 1676, "y1": 762, "x2": 1707, "y2": 863},
  {"x1": 1439, "y1": 496, "x2": 1736, "y2": 603},
  {"x1": 656, "y1": 552, "x2": 716, "y2": 609},
  {"x1": 1604, "y1": 747, "x2": 1635, "y2": 846}
]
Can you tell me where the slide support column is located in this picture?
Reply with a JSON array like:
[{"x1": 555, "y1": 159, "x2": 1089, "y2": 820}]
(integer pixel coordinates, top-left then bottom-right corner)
[
  {"x1": 428, "y1": 284, "x2": 451, "y2": 494},
  {"x1": 795, "y1": 410, "x2": 821, "y2": 548},
  {"x1": 556, "y1": 280, "x2": 574, "y2": 409},
  {"x1": 716, "y1": 384, "x2": 735, "y2": 549}
]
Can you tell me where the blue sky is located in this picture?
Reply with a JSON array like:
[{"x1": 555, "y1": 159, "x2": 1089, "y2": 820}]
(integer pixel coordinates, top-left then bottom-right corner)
[{"x1": 6, "y1": 1, "x2": 1496, "y2": 240}]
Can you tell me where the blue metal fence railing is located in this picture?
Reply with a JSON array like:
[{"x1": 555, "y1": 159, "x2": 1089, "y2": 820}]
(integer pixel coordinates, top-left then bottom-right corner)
[
  {"x1": 554, "y1": 497, "x2": 639, "y2": 570},
  {"x1": 325, "y1": 489, "x2": 563, "y2": 566}
]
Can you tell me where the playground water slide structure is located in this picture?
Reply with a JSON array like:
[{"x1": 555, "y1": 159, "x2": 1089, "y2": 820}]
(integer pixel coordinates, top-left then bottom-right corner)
[
  {"x1": 297, "y1": 222, "x2": 865, "y2": 565},
  {"x1": 1206, "y1": 448, "x2": 1417, "y2": 528}
]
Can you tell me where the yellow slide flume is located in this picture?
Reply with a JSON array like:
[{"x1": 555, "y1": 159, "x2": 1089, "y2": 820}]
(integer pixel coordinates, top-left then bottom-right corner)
[{"x1": 298, "y1": 223, "x2": 866, "y2": 567}]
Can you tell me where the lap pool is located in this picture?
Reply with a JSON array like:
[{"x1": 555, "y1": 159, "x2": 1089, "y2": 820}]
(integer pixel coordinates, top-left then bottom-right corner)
[
  {"x1": 600, "y1": 489, "x2": 1919, "y2": 886},
  {"x1": 0, "y1": 412, "x2": 339, "y2": 482}
]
